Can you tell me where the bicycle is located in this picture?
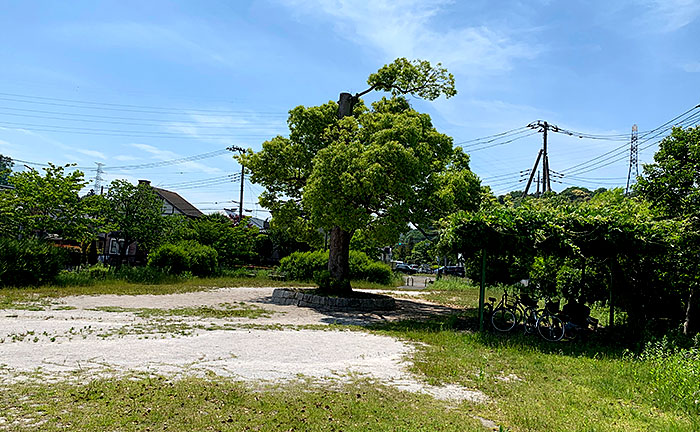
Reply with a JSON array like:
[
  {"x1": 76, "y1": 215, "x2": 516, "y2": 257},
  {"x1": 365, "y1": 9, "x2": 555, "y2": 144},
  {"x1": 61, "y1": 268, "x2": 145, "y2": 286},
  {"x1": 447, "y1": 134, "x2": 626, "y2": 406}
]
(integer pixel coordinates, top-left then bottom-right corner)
[
  {"x1": 487, "y1": 291, "x2": 517, "y2": 332},
  {"x1": 536, "y1": 299, "x2": 565, "y2": 342}
]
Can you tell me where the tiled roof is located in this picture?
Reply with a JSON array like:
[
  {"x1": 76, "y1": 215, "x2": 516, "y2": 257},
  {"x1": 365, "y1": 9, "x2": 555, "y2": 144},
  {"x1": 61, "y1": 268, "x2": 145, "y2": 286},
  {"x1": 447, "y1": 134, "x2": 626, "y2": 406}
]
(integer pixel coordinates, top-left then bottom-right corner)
[{"x1": 152, "y1": 186, "x2": 204, "y2": 218}]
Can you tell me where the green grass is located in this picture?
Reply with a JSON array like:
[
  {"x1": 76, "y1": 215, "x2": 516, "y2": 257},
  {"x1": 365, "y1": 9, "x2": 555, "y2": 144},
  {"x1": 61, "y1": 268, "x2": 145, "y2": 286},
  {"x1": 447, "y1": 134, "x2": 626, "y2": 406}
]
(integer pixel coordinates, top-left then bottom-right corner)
[
  {"x1": 2, "y1": 277, "x2": 698, "y2": 431},
  {"x1": 368, "y1": 281, "x2": 699, "y2": 431},
  {"x1": 0, "y1": 377, "x2": 484, "y2": 431},
  {"x1": 89, "y1": 302, "x2": 273, "y2": 320}
]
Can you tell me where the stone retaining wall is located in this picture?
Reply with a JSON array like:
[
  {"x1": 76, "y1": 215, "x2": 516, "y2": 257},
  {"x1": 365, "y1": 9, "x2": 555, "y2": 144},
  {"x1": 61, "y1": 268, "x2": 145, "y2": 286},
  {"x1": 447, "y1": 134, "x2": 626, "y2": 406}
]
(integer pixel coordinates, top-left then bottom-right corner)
[{"x1": 271, "y1": 288, "x2": 396, "y2": 311}]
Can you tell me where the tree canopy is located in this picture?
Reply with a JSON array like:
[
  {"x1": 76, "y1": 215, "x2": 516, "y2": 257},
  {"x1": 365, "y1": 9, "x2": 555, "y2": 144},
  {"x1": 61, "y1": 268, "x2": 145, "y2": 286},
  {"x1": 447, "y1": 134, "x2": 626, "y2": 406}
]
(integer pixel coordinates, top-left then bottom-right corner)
[{"x1": 241, "y1": 58, "x2": 479, "y2": 292}]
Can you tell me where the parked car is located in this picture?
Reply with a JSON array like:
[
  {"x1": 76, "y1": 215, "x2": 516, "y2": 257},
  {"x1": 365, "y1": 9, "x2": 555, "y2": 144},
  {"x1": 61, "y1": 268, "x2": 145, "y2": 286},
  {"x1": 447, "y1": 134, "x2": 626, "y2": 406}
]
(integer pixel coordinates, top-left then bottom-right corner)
[
  {"x1": 395, "y1": 263, "x2": 417, "y2": 274},
  {"x1": 435, "y1": 266, "x2": 466, "y2": 277}
]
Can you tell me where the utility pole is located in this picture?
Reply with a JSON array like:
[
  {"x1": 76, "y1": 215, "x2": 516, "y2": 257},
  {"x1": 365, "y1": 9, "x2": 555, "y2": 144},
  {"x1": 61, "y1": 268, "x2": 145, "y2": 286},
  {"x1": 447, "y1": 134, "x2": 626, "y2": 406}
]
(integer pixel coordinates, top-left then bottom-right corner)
[
  {"x1": 525, "y1": 120, "x2": 561, "y2": 196},
  {"x1": 522, "y1": 149, "x2": 543, "y2": 197},
  {"x1": 536, "y1": 170, "x2": 541, "y2": 197},
  {"x1": 625, "y1": 124, "x2": 639, "y2": 194},
  {"x1": 227, "y1": 146, "x2": 246, "y2": 220}
]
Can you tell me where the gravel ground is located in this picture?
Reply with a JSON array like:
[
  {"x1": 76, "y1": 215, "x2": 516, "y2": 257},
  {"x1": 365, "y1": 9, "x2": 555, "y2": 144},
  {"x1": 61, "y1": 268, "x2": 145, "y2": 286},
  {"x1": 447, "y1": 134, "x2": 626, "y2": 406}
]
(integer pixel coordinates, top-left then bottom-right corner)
[{"x1": 0, "y1": 287, "x2": 485, "y2": 403}]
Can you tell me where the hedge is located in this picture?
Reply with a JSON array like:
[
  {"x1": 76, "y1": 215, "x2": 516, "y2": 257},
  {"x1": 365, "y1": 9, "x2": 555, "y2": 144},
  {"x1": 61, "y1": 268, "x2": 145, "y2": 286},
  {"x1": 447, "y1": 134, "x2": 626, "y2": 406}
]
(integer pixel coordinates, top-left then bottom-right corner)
[{"x1": 277, "y1": 250, "x2": 393, "y2": 285}]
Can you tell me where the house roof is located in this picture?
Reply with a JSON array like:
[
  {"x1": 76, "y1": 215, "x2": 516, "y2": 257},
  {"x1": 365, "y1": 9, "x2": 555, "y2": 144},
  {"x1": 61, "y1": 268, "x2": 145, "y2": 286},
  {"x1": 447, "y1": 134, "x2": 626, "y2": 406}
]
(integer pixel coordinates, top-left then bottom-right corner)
[{"x1": 151, "y1": 186, "x2": 204, "y2": 218}]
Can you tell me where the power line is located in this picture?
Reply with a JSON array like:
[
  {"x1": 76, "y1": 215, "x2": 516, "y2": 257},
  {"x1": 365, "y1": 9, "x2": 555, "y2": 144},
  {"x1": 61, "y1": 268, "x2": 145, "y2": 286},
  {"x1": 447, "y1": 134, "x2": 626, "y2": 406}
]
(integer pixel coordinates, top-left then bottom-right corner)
[
  {"x1": 0, "y1": 107, "x2": 287, "y2": 129},
  {"x1": 0, "y1": 92, "x2": 288, "y2": 116}
]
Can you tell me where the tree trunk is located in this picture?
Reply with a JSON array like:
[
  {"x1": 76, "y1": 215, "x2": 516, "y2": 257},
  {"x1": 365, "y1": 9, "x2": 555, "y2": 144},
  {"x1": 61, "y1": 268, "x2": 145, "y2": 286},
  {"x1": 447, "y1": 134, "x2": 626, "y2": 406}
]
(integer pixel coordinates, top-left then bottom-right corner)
[
  {"x1": 684, "y1": 287, "x2": 699, "y2": 335},
  {"x1": 327, "y1": 226, "x2": 352, "y2": 295}
]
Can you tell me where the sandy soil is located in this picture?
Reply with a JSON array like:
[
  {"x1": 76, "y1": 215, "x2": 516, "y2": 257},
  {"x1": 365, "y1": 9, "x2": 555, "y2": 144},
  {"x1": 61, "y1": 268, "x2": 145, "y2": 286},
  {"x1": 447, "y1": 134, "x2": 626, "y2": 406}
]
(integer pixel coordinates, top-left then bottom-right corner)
[{"x1": 0, "y1": 287, "x2": 485, "y2": 403}]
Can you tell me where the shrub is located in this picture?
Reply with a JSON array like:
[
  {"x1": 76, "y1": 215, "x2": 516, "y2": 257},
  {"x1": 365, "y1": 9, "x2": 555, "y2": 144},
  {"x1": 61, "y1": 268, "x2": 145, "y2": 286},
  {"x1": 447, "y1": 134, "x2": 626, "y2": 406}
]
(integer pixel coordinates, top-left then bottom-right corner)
[
  {"x1": 278, "y1": 250, "x2": 392, "y2": 285},
  {"x1": 181, "y1": 240, "x2": 218, "y2": 276},
  {"x1": 0, "y1": 238, "x2": 67, "y2": 287},
  {"x1": 148, "y1": 243, "x2": 189, "y2": 274},
  {"x1": 147, "y1": 241, "x2": 218, "y2": 277}
]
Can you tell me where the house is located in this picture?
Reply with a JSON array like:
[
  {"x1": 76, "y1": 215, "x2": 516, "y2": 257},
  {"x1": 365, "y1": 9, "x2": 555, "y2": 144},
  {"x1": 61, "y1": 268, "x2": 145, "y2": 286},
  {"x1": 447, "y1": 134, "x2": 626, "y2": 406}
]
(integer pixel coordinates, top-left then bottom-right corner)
[
  {"x1": 99, "y1": 180, "x2": 204, "y2": 264},
  {"x1": 223, "y1": 208, "x2": 269, "y2": 232},
  {"x1": 139, "y1": 180, "x2": 204, "y2": 218}
]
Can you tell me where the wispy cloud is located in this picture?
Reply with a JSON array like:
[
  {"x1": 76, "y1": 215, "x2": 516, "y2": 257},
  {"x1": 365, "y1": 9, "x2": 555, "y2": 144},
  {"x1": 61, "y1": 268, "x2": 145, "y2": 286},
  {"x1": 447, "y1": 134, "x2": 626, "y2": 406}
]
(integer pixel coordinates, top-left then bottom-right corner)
[
  {"x1": 682, "y1": 61, "x2": 700, "y2": 73},
  {"x1": 56, "y1": 21, "x2": 239, "y2": 69},
  {"x1": 636, "y1": 0, "x2": 700, "y2": 32},
  {"x1": 279, "y1": 0, "x2": 540, "y2": 82},
  {"x1": 130, "y1": 143, "x2": 222, "y2": 175},
  {"x1": 76, "y1": 149, "x2": 107, "y2": 160}
]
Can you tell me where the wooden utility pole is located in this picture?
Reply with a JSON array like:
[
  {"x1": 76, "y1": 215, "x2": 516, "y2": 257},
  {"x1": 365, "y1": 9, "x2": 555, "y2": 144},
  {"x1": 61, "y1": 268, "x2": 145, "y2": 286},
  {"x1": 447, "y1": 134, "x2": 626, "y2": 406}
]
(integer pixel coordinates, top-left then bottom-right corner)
[
  {"x1": 227, "y1": 146, "x2": 246, "y2": 220},
  {"x1": 524, "y1": 121, "x2": 560, "y2": 196}
]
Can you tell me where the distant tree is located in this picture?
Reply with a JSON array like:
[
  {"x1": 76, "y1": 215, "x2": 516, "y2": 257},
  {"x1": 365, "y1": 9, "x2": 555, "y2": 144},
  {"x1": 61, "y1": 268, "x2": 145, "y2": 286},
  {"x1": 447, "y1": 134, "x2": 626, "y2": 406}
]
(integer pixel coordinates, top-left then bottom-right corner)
[
  {"x1": 6, "y1": 164, "x2": 103, "y2": 245},
  {"x1": 0, "y1": 154, "x2": 13, "y2": 186},
  {"x1": 636, "y1": 126, "x2": 700, "y2": 335},
  {"x1": 103, "y1": 180, "x2": 164, "y2": 266},
  {"x1": 242, "y1": 58, "x2": 479, "y2": 294}
]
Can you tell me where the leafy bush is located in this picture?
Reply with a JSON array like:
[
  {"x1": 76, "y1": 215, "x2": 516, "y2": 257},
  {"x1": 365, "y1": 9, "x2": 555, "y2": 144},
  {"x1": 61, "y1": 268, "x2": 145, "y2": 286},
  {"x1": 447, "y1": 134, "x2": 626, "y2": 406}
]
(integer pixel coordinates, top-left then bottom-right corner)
[
  {"x1": 0, "y1": 238, "x2": 67, "y2": 287},
  {"x1": 278, "y1": 250, "x2": 392, "y2": 285},
  {"x1": 148, "y1": 243, "x2": 189, "y2": 274},
  {"x1": 147, "y1": 241, "x2": 218, "y2": 276},
  {"x1": 181, "y1": 240, "x2": 218, "y2": 276}
]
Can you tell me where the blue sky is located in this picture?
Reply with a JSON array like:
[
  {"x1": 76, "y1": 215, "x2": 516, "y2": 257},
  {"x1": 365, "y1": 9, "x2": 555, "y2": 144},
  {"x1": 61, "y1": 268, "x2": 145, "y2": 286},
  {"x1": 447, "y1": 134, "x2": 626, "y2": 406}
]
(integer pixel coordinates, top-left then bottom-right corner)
[{"x1": 2, "y1": 0, "x2": 699, "y2": 216}]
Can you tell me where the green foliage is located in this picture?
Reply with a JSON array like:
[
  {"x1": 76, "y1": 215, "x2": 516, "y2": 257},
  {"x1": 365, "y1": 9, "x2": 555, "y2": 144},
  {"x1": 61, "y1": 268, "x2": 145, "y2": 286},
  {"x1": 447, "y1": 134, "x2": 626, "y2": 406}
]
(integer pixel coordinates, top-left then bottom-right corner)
[
  {"x1": 278, "y1": 250, "x2": 392, "y2": 285},
  {"x1": 3, "y1": 164, "x2": 104, "y2": 246},
  {"x1": 103, "y1": 180, "x2": 164, "y2": 257},
  {"x1": 0, "y1": 238, "x2": 67, "y2": 287},
  {"x1": 366, "y1": 58, "x2": 456, "y2": 100},
  {"x1": 241, "y1": 59, "x2": 476, "y2": 291},
  {"x1": 165, "y1": 213, "x2": 256, "y2": 268},
  {"x1": 0, "y1": 154, "x2": 12, "y2": 186},
  {"x1": 148, "y1": 241, "x2": 218, "y2": 277},
  {"x1": 440, "y1": 189, "x2": 684, "y2": 328},
  {"x1": 629, "y1": 333, "x2": 700, "y2": 415},
  {"x1": 147, "y1": 243, "x2": 189, "y2": 274}
]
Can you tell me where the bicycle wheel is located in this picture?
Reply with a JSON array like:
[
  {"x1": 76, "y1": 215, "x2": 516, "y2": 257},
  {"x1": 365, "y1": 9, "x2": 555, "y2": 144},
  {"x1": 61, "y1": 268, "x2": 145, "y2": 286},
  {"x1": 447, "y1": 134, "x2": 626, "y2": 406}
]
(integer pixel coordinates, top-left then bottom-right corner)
[
  {"x1": 537, "y1": 314, "x2": 565, "y2": 342},
  {"x1": 491, "y1": 307, "x2": 517, "y2": 332},
  {"x1": 523, "y1": 307, "x2": 538, "y2": 334}
]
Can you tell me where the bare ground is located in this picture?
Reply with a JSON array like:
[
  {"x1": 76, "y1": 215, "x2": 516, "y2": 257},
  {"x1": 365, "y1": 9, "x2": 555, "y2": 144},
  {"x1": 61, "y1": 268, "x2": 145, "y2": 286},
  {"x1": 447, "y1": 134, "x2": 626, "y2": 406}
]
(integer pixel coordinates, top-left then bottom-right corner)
[{"x1": 0, "y1": 287, "x2": 486, "y2": 403}]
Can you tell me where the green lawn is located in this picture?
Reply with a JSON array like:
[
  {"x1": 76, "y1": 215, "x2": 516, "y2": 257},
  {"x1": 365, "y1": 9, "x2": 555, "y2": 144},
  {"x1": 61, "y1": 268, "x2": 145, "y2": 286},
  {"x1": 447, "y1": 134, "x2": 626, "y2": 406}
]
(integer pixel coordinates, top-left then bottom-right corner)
[{"x1": 1, "y1": 278, "x2": 697, "y2": 431}]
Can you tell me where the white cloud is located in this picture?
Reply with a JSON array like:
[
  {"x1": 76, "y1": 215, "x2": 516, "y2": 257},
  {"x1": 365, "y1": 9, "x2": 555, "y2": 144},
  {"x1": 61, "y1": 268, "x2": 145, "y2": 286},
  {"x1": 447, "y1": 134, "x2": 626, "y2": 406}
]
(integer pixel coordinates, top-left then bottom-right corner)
[
  {"x1": 56, "y1": 21, "x2": 239, "y2": 69},
  {"x1": 636, "y1": 0, "x2": 700, "y2": 32},
  {"x1": 76, "y1": 149, "x2": 107, "y2": 160},
  {"x1": 113, "y1": 155, "x2": 138, "y2": 162},
  {"x1": 682, "y1": 61, "x2": 700, "y2": 73},
  {"x1": 279, "y1": 0, "x2": 540, "y2": 81}
]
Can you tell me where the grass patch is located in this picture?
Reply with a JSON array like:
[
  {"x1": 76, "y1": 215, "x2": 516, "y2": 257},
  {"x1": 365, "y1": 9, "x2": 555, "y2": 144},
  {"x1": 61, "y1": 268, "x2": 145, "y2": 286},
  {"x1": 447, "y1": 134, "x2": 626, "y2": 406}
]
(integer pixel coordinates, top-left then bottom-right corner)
[
  {"x1": 366, "y1": 280, "x2": 699, "y2": 431},
  {"x1": 0, "y1": 376, "x2": 484, "y2": 431},
  {"x1": 89, "y1": 302, "x2": 273, "y2": 320}
]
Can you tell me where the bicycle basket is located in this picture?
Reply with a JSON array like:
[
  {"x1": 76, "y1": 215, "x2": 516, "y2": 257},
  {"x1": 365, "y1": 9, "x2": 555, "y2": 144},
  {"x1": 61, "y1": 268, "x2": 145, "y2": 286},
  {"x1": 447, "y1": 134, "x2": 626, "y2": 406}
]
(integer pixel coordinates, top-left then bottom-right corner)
[
  {"x1": 520, "y1": 293, "x2": 538, "y2": 308},
  {"x1": 545, "y1": 300, "x2": 560, "y2": 313}
]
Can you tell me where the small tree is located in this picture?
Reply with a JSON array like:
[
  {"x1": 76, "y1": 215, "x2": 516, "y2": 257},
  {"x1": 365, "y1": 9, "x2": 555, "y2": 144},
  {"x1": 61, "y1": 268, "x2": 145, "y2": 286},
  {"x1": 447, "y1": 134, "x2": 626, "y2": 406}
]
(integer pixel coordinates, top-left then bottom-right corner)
[
  {"x1": 103, "y1": 180, "x2": 164, "y2": 266},
  {"x1": 242, "y1": 58, "x2": 479, "y2": 294}
]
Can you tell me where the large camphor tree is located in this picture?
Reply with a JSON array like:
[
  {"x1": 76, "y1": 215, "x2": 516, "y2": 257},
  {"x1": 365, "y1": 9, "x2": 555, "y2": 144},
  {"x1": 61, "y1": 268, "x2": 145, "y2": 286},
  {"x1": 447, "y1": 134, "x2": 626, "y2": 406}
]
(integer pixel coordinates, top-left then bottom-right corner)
[{"x1": 242, "y1": 58, "x2": 480, "y2": 293}]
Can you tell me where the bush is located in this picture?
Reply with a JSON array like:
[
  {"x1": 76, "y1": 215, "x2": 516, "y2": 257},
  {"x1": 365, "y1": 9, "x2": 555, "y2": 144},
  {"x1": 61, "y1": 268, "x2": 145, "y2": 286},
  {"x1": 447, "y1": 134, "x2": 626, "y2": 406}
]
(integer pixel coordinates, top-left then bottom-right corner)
[
  {"x1": 278, "y1": 250, "x2": 392, "y2": 285},
  {"x1": 148, "y1": 243, "x2": 189, "y2": 274},
  {"x1": 147, "y1": 241, "x2": 218, "y2": 277},
  {"x1": 0, "y1": 238, "x2": 67, "y2": 287},
  {"x1": 181, "y1": 240, "x2": 218, "y2": 276}
]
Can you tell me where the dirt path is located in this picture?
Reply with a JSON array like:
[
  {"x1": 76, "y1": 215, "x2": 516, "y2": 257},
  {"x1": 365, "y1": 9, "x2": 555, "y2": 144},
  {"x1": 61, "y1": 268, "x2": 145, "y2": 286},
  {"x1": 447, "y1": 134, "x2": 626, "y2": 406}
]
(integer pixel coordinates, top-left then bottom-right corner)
[{"x1": 0, "y1": 287, "x2": 485, "y2": 403}]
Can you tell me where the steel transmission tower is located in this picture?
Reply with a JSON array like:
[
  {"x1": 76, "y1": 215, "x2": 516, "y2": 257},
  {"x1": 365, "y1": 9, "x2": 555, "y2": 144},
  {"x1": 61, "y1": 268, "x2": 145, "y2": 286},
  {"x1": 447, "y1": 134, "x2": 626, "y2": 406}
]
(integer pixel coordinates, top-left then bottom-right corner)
[
  {"x1": 625, "y1": 124, "x2": 638, "y2": 194},
  {"x1": 93, "y1": 162, "x2": 105, "y2": 193}
]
